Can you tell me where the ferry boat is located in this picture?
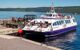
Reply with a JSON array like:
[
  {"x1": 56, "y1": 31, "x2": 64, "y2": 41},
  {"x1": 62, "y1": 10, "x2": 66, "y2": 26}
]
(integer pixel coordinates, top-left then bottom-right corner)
[{"x1": 18, "y1": 1, "x2": 77, "y2": 39}]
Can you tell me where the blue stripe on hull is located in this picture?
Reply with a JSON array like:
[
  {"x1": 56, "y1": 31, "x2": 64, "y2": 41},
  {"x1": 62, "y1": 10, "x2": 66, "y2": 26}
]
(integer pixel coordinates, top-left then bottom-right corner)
[{"x1": 43, "y1": 26, "x2": 76, "y2": 37}]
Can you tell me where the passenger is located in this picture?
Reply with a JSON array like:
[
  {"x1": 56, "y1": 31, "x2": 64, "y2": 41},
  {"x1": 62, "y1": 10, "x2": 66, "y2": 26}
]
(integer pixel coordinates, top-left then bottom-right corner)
[
  {"x1": 39, "y1": 21, "x2": 43, "y2": 27},
  {"x1": 45, "y1": 22, "x2": 49, "y2": 26},
  {"x1": 41, "y1": 22, "x2": 48, "y2": 28},
  {"x1": 24, "y1": 21, "x2": 29, "y2": 26},
  {"x1": 31, "y1": 21, "x2": 35, "y2": 26}
]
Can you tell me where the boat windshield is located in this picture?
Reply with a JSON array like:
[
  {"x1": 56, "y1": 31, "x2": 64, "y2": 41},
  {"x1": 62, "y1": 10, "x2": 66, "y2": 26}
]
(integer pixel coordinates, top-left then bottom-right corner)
[{"x1": 45, "y1": 14, "x2": 52, "y2": 16}]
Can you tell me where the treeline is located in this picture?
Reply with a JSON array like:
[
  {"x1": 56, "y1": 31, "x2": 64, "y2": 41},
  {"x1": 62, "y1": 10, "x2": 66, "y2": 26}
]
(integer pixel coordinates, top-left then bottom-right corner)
[{"x1": 0, "y1": 6, "x2": 80, "y2": 13}]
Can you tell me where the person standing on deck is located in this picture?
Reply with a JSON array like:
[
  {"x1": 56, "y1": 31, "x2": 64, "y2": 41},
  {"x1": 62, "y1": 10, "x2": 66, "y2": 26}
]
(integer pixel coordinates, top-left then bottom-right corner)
[{"x1": 18, "y1": 17, "x2": 24, "y2": 29}]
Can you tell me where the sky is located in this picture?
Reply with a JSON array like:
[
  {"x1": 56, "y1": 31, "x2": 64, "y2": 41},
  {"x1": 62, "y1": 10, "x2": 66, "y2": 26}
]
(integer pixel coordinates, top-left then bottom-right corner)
[{"x1": 0, "y1": 0, "x2": 80, "y2": 8}]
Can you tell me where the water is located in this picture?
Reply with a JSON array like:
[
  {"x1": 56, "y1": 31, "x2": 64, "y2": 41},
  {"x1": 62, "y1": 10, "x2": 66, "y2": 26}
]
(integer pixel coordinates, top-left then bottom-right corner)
[
  {"x1": 0, "y1": 11, "x2": 80, "y2": 50},
  {"x1": 0, "y1": 11, "x2": 43, "y2": 19}
]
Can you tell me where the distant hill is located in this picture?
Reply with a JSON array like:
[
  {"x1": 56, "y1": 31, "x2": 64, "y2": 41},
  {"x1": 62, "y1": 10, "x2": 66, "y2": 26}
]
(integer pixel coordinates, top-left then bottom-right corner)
[{"x1": 0, "y1": 6, "x2": 80, "y2": 14}]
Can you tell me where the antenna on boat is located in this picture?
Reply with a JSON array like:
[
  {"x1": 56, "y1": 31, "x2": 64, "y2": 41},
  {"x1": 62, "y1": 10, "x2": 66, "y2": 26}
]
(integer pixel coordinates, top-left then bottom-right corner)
[{"x1": 50, "y1": 0, "x2": 55, "y2": 13}]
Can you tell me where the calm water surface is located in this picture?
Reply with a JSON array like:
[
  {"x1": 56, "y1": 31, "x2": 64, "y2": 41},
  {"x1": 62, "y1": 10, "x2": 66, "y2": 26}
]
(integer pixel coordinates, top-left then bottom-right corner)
[
  {"x1": 0, "y1": 11, "x2": 42, "y2": 19},
  {"x1": 0, "y1": 11, "x2": 80, "y2": 50}
]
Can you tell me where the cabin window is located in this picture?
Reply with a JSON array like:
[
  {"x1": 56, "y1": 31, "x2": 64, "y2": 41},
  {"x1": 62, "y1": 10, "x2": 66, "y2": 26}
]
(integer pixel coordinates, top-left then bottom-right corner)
[
  {"x1": 65, "y1": 20, "x2": 71, "y2": 23},
  {"x1": 46, "y1": 14, "x2": 52, "y2": 16},
  {"x1": 61, "y1": 21, "x2": 64, "y2": 24},
  {"x1": 56, "y1": 21, "x2": 59, "y2": 25},
  {"x1": 59, "y1": 21, "x2": 64, "y2": 25},
  {"x1": 53, "y1": 22, "x2": 57, "y2": 26},
  {"x1": 53, "y1": 15, "x2": 57, "y2": 17},
  {"x1": 58, "y1": 21, "x2": 64, "y2": 25},
  {"x1": 53, "y1": 20, "x2": 64, "y2": 26}
]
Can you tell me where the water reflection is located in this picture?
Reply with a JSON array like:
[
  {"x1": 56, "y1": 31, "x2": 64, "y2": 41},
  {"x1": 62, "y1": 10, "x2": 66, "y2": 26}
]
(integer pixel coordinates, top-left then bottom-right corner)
[{"x1": 44, "y1": 31, "x2": 77, "y2": 50}]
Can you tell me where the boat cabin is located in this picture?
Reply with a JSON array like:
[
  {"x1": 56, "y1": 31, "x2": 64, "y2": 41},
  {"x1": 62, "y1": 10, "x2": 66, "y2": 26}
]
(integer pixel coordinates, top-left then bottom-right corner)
[{"x1": 41, "y1": 12, "x2": 64, "y2": 19}]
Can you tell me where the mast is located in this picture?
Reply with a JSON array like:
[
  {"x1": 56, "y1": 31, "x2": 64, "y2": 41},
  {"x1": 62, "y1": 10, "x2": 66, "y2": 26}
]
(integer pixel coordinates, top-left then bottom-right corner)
[{"x1": 50, "y1": 0, "x2": 55, "y2": 13}]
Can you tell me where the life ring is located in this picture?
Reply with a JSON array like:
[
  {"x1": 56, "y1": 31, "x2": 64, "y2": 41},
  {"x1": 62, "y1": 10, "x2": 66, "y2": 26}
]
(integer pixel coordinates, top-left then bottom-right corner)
[{"x1": 18, "y1": 29, "x2": 23, "y2": 37}]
